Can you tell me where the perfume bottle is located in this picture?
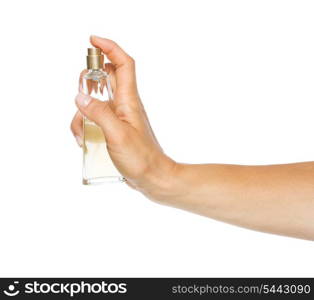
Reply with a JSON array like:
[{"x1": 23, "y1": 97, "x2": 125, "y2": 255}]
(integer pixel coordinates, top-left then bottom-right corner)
[{"x1": 81, "y1": 48, "x2": 122, "y2": 185}]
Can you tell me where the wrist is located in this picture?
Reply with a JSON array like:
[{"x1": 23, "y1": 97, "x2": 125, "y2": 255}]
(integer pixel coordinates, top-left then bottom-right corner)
[{"x1": 135, "y1": 153, "x2": 184, "y2": 203}]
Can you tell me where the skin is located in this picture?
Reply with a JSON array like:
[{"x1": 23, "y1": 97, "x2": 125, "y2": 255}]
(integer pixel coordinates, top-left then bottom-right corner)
[{"x1": 71, "y1": 35, "x2": 314, "y2": 241}]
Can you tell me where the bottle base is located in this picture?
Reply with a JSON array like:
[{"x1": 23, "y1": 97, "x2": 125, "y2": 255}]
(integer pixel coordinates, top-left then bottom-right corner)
[{"x1": 83, "y1": 176, "x2": 125, "y2": 185}]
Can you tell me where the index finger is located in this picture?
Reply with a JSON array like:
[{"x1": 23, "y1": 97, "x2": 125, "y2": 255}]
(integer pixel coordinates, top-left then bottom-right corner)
[{"x1": 90, "y1": 36, "x2": 137, "y2": 95}]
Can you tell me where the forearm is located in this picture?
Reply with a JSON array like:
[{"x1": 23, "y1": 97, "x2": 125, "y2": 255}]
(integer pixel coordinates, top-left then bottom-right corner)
[{"x1": 142, "y1": 159, "x2": 314, "y2": 240}]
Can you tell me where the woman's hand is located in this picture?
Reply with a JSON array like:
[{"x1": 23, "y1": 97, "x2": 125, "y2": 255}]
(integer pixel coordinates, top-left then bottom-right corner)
[{"x1": 71, "y1": 36, "x2": 177, "y2": 194}]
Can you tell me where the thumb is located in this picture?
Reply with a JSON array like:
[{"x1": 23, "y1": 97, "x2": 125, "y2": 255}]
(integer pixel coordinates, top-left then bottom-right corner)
[{"x1": 75, "y1": 92, "x2": 123, "y2": 141}]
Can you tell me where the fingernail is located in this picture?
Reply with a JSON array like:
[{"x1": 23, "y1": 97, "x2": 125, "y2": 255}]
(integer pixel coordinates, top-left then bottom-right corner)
[
  {"x1": 75, "y1": 93, "x2": 91, "y2": 107},
  {"x1": 75, "y1": 135, "x2": 83, "y2": 147}
]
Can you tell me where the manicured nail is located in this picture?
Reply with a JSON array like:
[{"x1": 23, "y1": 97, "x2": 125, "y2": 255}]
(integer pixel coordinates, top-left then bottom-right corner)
[
  {"x1": 75, "y1": 93, "x2": 91, "y2": 107},
  {"x1": 75, "y1": 135, "x2": 83, "y2": 147}
]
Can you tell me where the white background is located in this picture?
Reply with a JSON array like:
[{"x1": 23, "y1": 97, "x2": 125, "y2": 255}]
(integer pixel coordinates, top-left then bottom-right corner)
[{"x1": 0, "y1": 0, "x2": 313, "y2": 277}]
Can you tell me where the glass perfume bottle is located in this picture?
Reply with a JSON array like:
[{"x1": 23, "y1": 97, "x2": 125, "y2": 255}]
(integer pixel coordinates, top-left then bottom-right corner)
[{"x1": 80, "y1": 48, "x2": 123, "y2": 185}]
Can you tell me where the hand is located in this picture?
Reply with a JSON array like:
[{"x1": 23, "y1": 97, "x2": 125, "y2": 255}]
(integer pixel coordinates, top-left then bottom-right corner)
[{"x1": 71, "y1": 36, "x2": 177, "y2": 193}]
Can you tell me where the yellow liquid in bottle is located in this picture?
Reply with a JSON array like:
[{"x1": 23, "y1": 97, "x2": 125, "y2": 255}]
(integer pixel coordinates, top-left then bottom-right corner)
[{"x1": 83, "y1": 119, "x2": 121, "y2": 184}]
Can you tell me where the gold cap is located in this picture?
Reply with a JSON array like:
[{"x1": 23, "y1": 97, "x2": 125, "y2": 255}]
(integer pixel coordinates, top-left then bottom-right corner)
[{"x1": 86, "y1": 48, "x2": 104, "y2": 69}]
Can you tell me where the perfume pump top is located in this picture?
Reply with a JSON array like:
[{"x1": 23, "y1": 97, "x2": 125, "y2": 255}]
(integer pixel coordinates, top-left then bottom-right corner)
[
  {"x1": 87, "y1": 48, "x2": 104, "y2": 69},
  {"x1": 88, "y1": 48, "x2": 101, "y2": 55}
]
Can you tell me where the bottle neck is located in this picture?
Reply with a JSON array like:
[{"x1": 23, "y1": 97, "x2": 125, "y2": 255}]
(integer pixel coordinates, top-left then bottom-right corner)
[{"x1": 85, "y1": 68, "x2": 107, "y2": 79}]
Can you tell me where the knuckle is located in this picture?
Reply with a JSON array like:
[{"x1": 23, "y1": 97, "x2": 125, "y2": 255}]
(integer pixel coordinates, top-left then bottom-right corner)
[
  {"x1": 115, "y1": 102, "x2": 141, "y2": 119},
  {"x1": 126, "y1": 55, "x2": 135, "y2": 67},
  {"x1": 110, "y1": 39, "x2": 118, "y2": 47}
]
